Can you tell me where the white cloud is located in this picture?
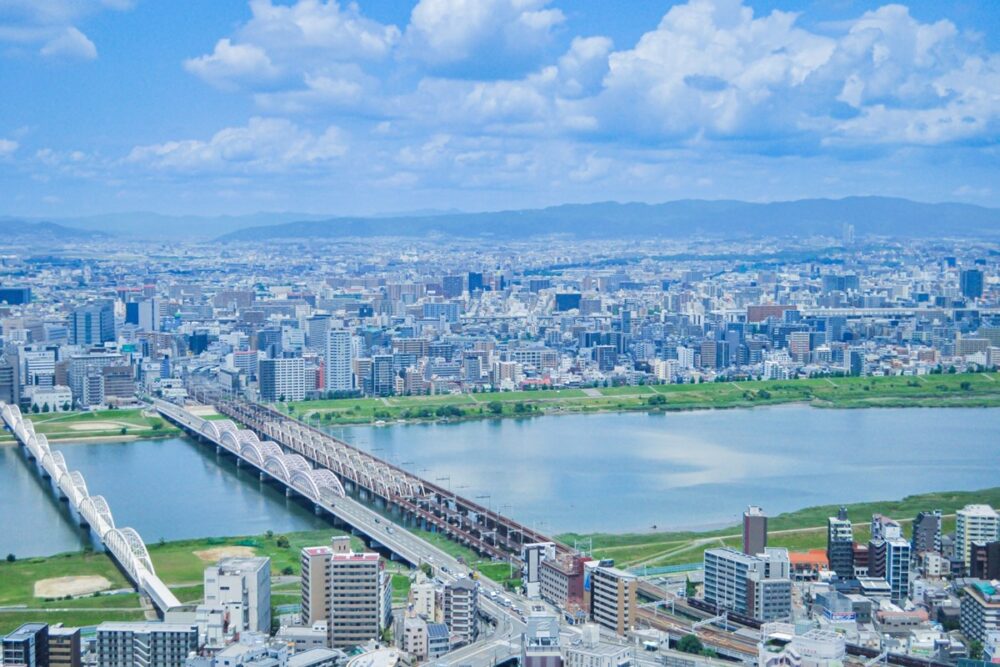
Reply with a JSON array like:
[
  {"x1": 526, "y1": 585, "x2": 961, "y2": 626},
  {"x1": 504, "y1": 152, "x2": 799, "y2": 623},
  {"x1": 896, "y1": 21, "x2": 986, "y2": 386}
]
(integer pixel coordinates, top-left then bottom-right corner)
[
  {"x1": 40, "y1": 26, "x2": 97, "y2": 59},
  {"x1": 184, "y1": 39, "x2": 280, "y2": 90},
  {"x1": 0, "y1": 0, "x2": 131, "y2": 60},
  {"x1": 126, "y1": 117, "x2": 347, "y2": 173},
  {"x1": 0, "y1": 139, "x2": 18, "y2": 157},
  {"x1": 405, "y1": 0, "x2": 564, "y2": 64}
]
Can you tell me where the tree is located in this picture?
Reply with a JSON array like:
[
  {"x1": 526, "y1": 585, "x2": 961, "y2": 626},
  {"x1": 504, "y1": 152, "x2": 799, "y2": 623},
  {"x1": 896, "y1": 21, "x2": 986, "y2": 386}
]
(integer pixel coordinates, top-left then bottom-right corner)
[
  {"x1": 969, "y1": 640, "x2": 984, "y2": 661},
  {"x1": 685, "y1": 577, "x2": 697, "y2": 598},
  {"x1": 31, "y1": 404, "x2": 39, "y2": 414},
  {"x1": 41, "y1": 403, "x2": 50, "y2": 413},
  {"x1": 487, "y1": 401, "x2": 503, "y2": 415},
  {"x1": 119, "y1": 427, "x2": 127, "y2": 436},
  {"x1": 62, "y1": 402, "x2": 70, "y2": 412},
  {"x1": 276, "y1": 535, "x2": 290, "y2": 549},
  {"x1": 420, "y1": 563, "x2": 434, "y2": 578},
  {"x1": 281, "y1": 565, "x2": 294, "y2": 576},
  {"x1": 677, "y1": 635, "x2": 703, "y2": 655}
]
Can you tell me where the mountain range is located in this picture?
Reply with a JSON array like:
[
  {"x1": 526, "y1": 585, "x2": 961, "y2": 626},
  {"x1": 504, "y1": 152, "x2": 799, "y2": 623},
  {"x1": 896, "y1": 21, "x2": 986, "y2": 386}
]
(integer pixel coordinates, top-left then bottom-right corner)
[
  {"x1": 2, "y1": 197, "x2": 998, "y2": 242},
  {"x1": 216, "y1": 197, "x2": 1000, "y2": 243}
]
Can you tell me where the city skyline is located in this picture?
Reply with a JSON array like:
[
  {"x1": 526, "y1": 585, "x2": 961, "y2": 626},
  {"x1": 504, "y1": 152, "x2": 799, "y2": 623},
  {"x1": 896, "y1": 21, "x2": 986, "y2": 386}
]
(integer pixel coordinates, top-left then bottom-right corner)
[{"x1": 1, "y1": 0, "x2": 999, "y2": 216}]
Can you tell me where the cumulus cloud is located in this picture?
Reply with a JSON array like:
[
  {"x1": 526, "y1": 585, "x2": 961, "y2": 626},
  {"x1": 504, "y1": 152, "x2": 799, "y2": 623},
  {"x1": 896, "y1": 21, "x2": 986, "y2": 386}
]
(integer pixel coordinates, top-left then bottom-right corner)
[
  {"x1": 404, "y1": 0, "x2": 564, "y2": 65},
  {"x1": 0, "y1": 0, "x2": 131, "y2": 60},
  {"x1": 184, "y1": 39, "x2": 280, "y2": 90},
  {"x1": 126, "y1": 117, "x2": 347, "y2": 173}
]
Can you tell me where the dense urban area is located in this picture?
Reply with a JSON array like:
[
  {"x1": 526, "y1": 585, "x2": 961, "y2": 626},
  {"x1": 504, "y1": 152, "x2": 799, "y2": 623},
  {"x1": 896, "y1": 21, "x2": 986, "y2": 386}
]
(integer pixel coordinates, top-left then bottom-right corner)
[{"x1": 0, "y1": 226, "x2": 998, "y2": 667}]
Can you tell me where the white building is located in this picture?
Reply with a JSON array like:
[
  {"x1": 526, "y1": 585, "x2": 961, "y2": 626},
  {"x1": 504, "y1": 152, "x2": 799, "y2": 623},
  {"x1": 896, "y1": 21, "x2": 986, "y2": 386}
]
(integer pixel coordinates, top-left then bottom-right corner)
[
  {"x1": 258, "y1": 357, "x2": 306, "y2": 402},
  {"x1": 95, "y1": 622, "x2": 198, "y2": 667},
  {"x1": 956, "y1": 505, "x2": 1000, "y2": 572},
  {"x1": 325, "y1": 329, "x2": 353, "y2": 392},
  {"x1": 203, "y1": 557, "x2": 272, "y2": 637}
]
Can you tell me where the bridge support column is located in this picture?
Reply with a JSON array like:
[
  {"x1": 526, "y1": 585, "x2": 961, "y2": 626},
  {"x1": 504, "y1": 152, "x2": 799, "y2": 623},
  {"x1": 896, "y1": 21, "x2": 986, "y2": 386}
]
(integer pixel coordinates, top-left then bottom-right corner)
[
  {"x1": 260, "y1": 472, "x2": 266, "y2": 481},
  {"x1": 235, "y1": 458, "x2": 241, "y2": 468},
  {"x1": 285, "y1": 488, "x2": 293, "y2": 498},
  {"x1": 314, "y1": 504, "x2": 322, "y2": 515}
]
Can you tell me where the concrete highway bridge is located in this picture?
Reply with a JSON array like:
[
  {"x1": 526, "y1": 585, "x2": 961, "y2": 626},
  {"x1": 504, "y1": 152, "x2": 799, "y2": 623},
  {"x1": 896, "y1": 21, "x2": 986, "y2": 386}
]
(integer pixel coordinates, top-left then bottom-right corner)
[
  {"x1": 196, "y1": 393, "x2": 567, "y2": 565},
  {"x1": 1, "y1": 402, "x2": 181, "y2": 614}
]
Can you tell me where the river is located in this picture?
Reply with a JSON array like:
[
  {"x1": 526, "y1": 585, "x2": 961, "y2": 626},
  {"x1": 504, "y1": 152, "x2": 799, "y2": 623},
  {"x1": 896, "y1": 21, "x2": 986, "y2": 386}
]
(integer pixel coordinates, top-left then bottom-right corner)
[{"x1": 2, "y1": 406, "x2": 998, "y2": 557}]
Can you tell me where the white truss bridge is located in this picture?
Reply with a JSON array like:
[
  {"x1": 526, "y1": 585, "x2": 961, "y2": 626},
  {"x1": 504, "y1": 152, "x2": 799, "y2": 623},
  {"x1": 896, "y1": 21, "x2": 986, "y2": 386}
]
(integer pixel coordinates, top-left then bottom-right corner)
[{"x1": 1, "y1": 402, "x2": 181, "y2": 614}]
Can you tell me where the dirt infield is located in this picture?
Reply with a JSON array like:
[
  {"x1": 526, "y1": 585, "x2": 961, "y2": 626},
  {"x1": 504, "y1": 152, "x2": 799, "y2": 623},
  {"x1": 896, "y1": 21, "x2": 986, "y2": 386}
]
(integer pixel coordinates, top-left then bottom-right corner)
[
  {"x1": 67, "y1": 421, "x2": 127, "y2": 431},
  {"x1": 34, "y1": 575, "x2": 112, "y2": 598},
  {"x1": 193, "y1": 546, "x2": 256, "y2": 562}
]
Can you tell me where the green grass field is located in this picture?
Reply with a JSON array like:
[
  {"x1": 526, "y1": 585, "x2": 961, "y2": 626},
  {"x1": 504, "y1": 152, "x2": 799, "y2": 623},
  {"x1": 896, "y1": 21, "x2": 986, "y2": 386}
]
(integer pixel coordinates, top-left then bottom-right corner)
[
  {"x1": 282, "y1": 372, "x2": 1000, "y2": 426},
  {"x1": 0, "y1": 408, "x2": 179, "y2": 443}
]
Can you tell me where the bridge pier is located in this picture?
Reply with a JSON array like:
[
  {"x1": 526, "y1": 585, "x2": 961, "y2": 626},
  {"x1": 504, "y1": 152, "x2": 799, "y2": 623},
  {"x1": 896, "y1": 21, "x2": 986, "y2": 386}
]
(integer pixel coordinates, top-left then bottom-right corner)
[
  {"x1": 314, "y1": 504, "x2": 322, "y2": 515},
  {"x1": 260, "y1": 471, "x2": 267, "y2": 481},
  {"x1": 285, "y1": 487, "x2": 293, "y2": 498}
]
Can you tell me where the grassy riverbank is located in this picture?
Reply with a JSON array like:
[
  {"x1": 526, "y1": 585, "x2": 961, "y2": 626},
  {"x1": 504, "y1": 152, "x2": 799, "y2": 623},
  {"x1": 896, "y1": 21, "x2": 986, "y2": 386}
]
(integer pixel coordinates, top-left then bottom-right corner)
[
  {"x1": 0, "y1": 408, "x2": 178, "y2": 444},
  {"x1": 0, "y1": 526, "x2": 518, "y2": 634},
  {"x1": 282, "y1": 372, "x2": 1000, "y2": 426},
  {"x1": 557, "y1": 487, "x2": 1000, "y2": 570}
]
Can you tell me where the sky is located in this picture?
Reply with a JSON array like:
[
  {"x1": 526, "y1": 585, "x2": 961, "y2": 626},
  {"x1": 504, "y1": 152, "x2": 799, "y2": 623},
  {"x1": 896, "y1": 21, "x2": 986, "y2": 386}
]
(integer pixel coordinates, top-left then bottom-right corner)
[{"x1": 0, "y1": 0, "x2": 998, "y2": 218}]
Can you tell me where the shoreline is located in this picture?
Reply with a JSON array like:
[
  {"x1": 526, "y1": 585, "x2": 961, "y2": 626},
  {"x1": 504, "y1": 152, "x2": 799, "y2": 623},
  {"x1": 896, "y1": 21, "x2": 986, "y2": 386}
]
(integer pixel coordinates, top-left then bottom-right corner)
[{"x1": 0, "y1": 432, "x2": 179, "y2": 447}]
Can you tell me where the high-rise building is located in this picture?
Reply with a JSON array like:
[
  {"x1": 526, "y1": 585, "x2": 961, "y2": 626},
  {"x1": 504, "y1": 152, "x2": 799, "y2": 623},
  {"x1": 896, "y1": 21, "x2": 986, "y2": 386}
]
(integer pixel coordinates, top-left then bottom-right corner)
[
  {"x1": 95, "y1": 622, "x2": 198, "y2": 667},
  {"x1": 203, "y1": 557, "x2": 272, "y2": 635},
  {"x1": 743, "y1": 506, "x2": 768, "y2": 555},
  {"x1": 443, "y1": 578, "x2": 479, "y2": 647},
  {"x1": 306, "y1": 315, "x2": 332, "y2": 352},
  {"x1": 324, "y1": 329, "x2": 353, "y2": 392},
  {"x1": 371, "y1": 354, "x2": 394, "y2": 396},
  {"x1": 703, "y1": 547, "x2": 792, "y2": 622},
  {"x1": 0, "y1": 357, "x2": 19, "y2": 406},
  {"x1": 961, "y1": 581, "x2": 1000, "y2": 643},
  {"x1": 2, "y1": 623, "x2": 48, "y2": 667},
  {"x1": 70, "y1": 301, "x2": 115, "y2": 345},
  {"x1": 442, "y1": 275, "x2": 464, "y2": 299},
  {"x1": 300, "y1": 537, "x2": 391, "y2": 649},
  {"x1": 258, "y1": 357, "x2": 306, "y2": 402},
  {"x1": 467, "y1": 272, "x2": 485, "y2": 294},
  {"x1": 961, "y1": 269, "x2": 985, "y2": 299},
  {"x1": 588, "y1": 564, "x2": 636, "y2": 636},
  {"x1": 957, "y1": 505, "x2": 1000, "y2": 572},
  {"x1": 0, "y1": 287, "x2": 31, "y2": 305},
  {"x1": 912, "y1": 510, "x2": 942, "y2": 554},
  {"x1": 827, "y1": 507, "x2": 854, "y2": 578}
]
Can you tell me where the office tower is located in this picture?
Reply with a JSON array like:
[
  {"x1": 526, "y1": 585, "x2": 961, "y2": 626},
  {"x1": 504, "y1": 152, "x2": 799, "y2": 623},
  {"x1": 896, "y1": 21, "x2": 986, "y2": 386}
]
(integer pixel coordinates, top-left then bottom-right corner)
[
  {"x1": 139, "y1": 299, "x2": 159, "y2": 332},
  {"x1": 203, "y1": 556, "x2": 271, "y2": 635},
  {"x1": 371, "y1": 354, "x2": 394, "y2": 397},
  {"x1": 306, "y1": 314, "x2": 331, "y2": 352},
  {"x1": 554, "y1": 293, "x2": 582, "y2": 311},
  {"x1": 521, "y1": 609, "x2": 562, "y2": 667},
  {"x1": 442, "y1": 275, "x2": 464, "y2": 298},
  {"x1": 95, "y1": 622, "x2": 198, "y2": 667},
  {"x1": 842, "y1": 223, "x2": 855, "y2": 246},
  {"x1": 300, "y1": 537, "x2": 391, "y2": 649},
  {"x1": 743, "y1": 506, "x2": 768, "y2": 556},
  {"x1": 868, "y1": 536, "x2": 911, "y2": 603},
  {"x1": 588, "y1": 565, "x2": 637, "y2": 636},
  {"x1": 467, "y1": 272, "x2": 484, "y2": 294},
  {"x1": 961, "y1": 269, "x2": 985, "y2": 299},
  {"x1": 912, "y1": 510, "x2": 942, "y2": 554},
  {"x1": 957, "y1": 505, "x2": 1000, "y2": 572},
  {"x1": 703, "y1": 547, "x2": 792, "y2": 622},
  {"x1": 827, "y1": 507, "x2": 854, "y2": 578},
  {"x1": 2, "y1": 623, "x2": 48, "y2": 667},
  {"x1": 70, "y1": 301, "x2": 115, "y2": 345},
  {"x1": 443, "y1": 578, "x2": 479, "y2": 647},
  {"x1": 324, "y1": 329, "x2": 353, "y2": 392},
  {"x1": 0, "y1": 287, "x2": 31, "y2": 305},
  {"x1": 258, "y1": 357, "x2": 306, "y2": 402}
]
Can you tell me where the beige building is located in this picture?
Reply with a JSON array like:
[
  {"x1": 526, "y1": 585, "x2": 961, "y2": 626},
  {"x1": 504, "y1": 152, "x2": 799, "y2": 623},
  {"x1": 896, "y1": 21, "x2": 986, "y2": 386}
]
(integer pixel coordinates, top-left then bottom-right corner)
[
  {"x1": 300, "y1": 536, "x2": 392, "y2": 649},
  {"x1": 588, "y1": 565, "x2": 636, "y2": 636}
]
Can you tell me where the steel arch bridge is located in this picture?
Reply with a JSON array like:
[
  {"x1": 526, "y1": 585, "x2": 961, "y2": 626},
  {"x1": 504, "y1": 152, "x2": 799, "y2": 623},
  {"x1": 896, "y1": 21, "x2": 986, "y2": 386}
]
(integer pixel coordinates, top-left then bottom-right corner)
[{"x1": 1, "y1": 402, "x2": 180, "y2": 613}]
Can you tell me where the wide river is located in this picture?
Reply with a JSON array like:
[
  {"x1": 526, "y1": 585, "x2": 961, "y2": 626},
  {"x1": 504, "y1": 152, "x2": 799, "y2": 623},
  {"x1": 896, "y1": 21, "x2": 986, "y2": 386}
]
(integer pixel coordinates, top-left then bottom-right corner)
[{"x1": 2, "y1": 406, "x2": 999, "y2": 557}]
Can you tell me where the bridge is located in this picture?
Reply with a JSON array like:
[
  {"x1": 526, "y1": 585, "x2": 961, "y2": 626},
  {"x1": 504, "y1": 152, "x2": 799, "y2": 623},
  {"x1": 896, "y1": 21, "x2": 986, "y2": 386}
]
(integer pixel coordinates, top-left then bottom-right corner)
[
  {"x1": 1, "y1": 402, "x2": 181, "y2": 614},
  {"x1": 192, "y1": 392, "x2": 567, "y2": 564}
]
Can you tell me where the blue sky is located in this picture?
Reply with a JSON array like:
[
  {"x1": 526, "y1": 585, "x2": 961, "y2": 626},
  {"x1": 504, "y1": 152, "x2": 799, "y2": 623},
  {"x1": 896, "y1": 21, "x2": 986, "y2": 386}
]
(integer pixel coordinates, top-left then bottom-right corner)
[{"x1": 1, "y1": 0, "x2": 998, "y2": 217}]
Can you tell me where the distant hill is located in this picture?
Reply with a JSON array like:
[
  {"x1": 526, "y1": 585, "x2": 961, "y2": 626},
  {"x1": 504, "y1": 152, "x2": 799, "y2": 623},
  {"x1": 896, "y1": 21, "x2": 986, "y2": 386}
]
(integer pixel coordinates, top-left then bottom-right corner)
[
  {"x1": 215, "y1": 197, "x2": 1000, "y2": 242},
  {"x1": 0, "y1": 219, "x2": 104, "y2": 241}
]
